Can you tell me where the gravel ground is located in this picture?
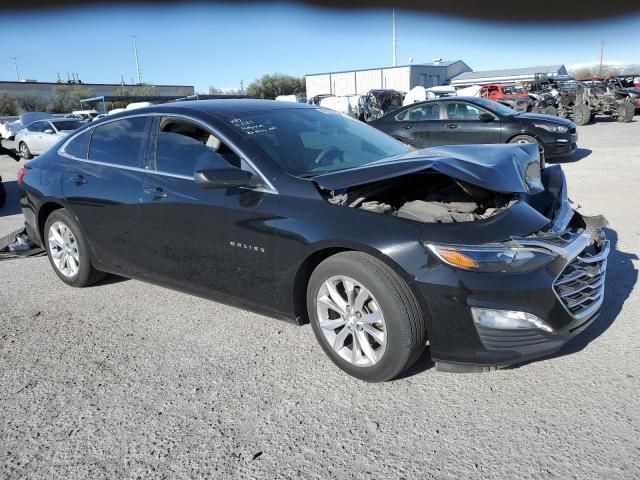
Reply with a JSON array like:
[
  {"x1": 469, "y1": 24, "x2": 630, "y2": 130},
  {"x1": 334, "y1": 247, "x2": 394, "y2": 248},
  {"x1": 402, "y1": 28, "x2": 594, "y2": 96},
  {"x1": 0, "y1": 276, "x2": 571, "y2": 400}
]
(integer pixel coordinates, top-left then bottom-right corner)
[{"x1": 1, "y1": 123, "x2": 639, "y2": 479}]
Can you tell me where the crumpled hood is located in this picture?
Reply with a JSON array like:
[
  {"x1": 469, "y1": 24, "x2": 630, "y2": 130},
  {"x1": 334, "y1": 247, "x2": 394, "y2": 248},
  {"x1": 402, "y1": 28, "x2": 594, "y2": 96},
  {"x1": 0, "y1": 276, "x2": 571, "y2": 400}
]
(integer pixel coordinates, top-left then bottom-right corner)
[{"x1": 313, "y1": 143, "x2": 543, "y2": 195}]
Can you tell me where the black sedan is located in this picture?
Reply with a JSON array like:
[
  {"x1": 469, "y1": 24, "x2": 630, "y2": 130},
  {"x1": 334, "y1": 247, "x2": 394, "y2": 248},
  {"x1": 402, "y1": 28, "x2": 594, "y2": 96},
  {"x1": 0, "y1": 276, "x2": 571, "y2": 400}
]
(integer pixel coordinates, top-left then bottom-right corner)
[
  {"x1": 18, "y1": 100, "x2": 608, "y2": 381},
  {"x1": 369, "y1": 97, "x2": 578, "y2": 159}
]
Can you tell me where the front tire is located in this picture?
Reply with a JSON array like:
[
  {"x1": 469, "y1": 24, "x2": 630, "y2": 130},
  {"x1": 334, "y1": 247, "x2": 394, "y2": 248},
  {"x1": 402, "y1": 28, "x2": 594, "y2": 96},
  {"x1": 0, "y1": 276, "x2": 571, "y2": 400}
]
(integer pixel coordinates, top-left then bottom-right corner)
[
  {"x1": 44, "y1": 209, "x2": 105, "y2": 287},
  {"x1": 573, "y1": 104, "x2": 591, "y2": 125},
  {"x1": 19, "y1": 142, "x2": 33, "y2": 160},
  {"x1": 617, "y1": 102, "x2": 635, "y2": 123},
  {"x1": 542, "y1": 105, "x2": 558, "y2": 116},
  {"x1": 307, "y1": 252, "x2": 426, "y2": 382}
]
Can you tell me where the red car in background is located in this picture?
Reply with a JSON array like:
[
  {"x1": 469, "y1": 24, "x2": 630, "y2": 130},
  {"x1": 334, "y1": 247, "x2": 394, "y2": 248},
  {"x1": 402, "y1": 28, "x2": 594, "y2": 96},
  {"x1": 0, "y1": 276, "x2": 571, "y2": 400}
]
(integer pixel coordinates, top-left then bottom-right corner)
[{"x1": 479, "y1": 84, "x2": 532, "y2": 112}]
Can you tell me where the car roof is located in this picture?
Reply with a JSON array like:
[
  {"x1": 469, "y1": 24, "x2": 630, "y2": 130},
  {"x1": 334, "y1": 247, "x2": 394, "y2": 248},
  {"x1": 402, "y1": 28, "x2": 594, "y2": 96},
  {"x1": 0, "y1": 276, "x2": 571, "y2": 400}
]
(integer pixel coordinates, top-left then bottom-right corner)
[
  {"x1": 410, "y1": 96, "x2": 485, "y2": 104},
  {"x1": 120, "y1": 99, "x2": 316, "y2": 117}
]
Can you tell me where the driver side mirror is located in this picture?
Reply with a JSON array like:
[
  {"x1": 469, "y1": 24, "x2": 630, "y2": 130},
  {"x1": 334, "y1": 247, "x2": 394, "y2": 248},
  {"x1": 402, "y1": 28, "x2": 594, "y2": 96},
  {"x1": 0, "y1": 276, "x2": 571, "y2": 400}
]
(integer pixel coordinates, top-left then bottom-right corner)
[
  {"x1": 193, "y1": 150, "x2": 258, "y2": 189},
  {"x1": 479, "y1": 113, "x2": 494, "y2": 122},
  {"x1": 44, "y1": 129, "x2": 55, "y2": 134},
  {"x1": 195, "y1": 168, "x2": 256, "y2": 189}
]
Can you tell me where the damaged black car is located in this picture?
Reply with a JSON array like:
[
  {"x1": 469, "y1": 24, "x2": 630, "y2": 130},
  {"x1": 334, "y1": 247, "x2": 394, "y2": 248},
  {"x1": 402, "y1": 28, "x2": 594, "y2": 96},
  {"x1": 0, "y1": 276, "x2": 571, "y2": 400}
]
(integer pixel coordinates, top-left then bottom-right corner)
[{"x1": 18, "y1": 100, "x2": 609, "y2": 381}]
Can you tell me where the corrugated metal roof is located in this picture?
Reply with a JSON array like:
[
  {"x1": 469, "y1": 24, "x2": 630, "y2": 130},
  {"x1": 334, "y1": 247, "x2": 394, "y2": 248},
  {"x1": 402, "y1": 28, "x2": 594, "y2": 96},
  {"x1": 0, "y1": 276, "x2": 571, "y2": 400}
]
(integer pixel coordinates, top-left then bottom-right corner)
[
  {"x1": 306, "y1": 60, "x2": 465, "y2": 77},
  {"x1": 451, "y1": 65, "x2": 566, "y2": 81}
]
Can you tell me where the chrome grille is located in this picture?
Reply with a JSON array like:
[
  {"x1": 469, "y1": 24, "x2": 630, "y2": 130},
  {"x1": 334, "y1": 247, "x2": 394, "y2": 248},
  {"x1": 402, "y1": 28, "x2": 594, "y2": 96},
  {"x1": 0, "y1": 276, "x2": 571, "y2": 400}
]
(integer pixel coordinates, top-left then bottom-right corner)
[{"x1": 554, "y1": 240, "x2": 610, "y2": 319}]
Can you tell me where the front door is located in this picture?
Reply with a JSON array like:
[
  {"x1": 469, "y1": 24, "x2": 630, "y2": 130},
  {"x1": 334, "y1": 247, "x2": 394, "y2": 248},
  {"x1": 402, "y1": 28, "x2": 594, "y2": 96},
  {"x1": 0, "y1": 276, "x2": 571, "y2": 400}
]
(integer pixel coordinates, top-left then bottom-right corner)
[
  {"x1": 442, "y1": 101, "x2": 502, "y2": 145},
  {"x1": 140, "y1": 115, "x2": 281, "y2": 307},
  {"x1": 61, "y1": 116, "x2": 151, "y2": 277},
  {"x1": 394, "y1": 102, "x2": 446, "y2": 148}
]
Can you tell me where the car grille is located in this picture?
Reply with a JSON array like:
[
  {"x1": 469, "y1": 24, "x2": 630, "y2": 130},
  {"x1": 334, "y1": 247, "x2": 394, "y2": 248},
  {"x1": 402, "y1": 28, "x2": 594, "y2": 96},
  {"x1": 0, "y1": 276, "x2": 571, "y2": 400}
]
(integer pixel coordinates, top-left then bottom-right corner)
[{"x1": 553, "y1": 241, "x2": 609, "y2": 319}]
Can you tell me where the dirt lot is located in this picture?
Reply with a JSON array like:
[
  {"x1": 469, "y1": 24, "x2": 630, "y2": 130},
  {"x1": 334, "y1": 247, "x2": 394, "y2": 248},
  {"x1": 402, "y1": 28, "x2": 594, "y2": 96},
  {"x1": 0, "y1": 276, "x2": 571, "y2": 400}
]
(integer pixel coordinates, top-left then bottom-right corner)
[{"x1": 0, "y1": 122, "x2": 639, "y2": 479}]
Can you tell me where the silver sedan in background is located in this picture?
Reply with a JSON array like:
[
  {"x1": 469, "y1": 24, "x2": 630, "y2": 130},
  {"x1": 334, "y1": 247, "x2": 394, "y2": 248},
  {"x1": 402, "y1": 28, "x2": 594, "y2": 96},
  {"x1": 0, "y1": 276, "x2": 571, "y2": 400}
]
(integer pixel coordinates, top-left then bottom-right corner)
[{"x1": 15, "y1": 118, "x2": 83, "y2": 159}]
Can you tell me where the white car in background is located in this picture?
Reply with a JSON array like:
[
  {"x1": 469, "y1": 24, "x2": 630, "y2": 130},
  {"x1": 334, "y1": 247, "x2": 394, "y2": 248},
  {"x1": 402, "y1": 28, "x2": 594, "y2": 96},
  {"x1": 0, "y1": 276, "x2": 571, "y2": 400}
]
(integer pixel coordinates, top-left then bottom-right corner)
[
  {"x1": 0, "y1": 112, "x2": 53, "y2": 140},
  {"x1": 15, "y1": 118, "x2": 83, "y2": 159},
  {"x1": 0, "y1": 119, "x2": 22, "y2": 139}
]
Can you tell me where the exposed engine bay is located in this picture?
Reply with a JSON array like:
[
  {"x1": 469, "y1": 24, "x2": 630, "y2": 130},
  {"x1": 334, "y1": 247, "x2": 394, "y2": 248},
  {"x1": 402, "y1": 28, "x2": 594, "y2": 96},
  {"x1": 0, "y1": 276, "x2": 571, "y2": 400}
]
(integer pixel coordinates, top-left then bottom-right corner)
[{"x1": 326, "y1": 172, "x2": 515, "y2": 224}]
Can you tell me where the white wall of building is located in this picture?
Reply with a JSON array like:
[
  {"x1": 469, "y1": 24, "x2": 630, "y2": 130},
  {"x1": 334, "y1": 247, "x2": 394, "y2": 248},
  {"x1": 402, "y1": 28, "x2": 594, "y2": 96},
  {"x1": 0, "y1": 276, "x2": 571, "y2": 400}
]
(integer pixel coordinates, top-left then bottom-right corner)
[
  {"x1": 306, "y1": 74, "x2": 331, "y2": 99},
  {"x1": 355, "y1": 70, "x2": 381, "y2": 94}
]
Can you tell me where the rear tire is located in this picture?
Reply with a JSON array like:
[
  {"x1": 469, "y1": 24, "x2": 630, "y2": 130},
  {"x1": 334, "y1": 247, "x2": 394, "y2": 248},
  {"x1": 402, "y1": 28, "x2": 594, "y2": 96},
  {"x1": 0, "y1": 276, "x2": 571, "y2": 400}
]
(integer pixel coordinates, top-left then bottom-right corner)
[
  {"x1": 307, "y1": 251, "x2": 426, "y2": 382},
  {"x1": 542, "y1": 106, "x2": 558, "y2": 116},
  {"x1": 18, "y1": 142, "x2": 33, "y2": 160},
  {"x1": 573, "y1": 104, "x2": 591, "y2": 126},
  {"x1": 617, "y1": 102, "x2": 635, "y2": 123},
  {"x1": 44, "y1": 209, "x2": 106, "y2": 287}
]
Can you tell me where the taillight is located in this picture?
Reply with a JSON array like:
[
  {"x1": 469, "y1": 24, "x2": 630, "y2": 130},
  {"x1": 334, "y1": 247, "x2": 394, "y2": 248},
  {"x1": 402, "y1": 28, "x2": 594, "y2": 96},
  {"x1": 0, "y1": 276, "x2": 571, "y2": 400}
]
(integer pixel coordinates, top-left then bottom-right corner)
[{"x1": 17, "y1": 165, "x2": 26, "y2": 185}]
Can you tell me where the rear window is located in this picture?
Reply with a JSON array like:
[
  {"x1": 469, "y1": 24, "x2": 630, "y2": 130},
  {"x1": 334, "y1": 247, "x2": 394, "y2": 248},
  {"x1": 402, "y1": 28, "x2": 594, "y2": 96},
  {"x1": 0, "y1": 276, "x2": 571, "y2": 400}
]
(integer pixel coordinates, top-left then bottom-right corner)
[
  {"x1": 64, "y1": 129, "x2": 92, "y2": 159},
  {"x1": 88, "y1": 117, "x2": 148, "y2": 167}
]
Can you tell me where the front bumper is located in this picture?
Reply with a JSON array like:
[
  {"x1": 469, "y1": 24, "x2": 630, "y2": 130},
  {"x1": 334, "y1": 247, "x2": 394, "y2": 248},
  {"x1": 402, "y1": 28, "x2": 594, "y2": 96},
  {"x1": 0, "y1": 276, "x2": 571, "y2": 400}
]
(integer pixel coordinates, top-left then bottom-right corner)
[
  {"x1": 415, "y1": 222, "x2": 609, "y2": 371},
  {"x1": 543, "y1": 130, "x2": 578, "y2": 158}
]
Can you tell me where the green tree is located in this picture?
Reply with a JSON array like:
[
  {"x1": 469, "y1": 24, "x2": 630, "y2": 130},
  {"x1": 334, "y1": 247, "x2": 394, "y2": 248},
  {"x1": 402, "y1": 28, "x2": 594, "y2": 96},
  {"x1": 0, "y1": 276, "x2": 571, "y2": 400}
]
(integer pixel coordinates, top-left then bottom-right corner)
[
  {"x1": 108, "y1": 84, "x2": 156, "y2": 109},
  {"x1": 0, "y1": 93, "x2": 17, "y2": 116},
  {"x1": 16, "y1": 92, "x2": 48, "y2": 112},
  {"x1": 246, "y1": 74, "x2": 305, "y2": 99},
  {"x1": 48, "y1": 86, "x2": 96, "y2": 113}
]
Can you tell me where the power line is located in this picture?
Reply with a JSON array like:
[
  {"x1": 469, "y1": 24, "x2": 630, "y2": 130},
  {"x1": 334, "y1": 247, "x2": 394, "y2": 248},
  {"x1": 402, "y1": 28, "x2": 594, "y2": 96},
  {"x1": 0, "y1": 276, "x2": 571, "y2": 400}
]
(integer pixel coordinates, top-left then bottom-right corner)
[
  {"x1": 130, "y1": 35, "x2": 142, "y2": 84},
  {"x1": 11, "y1": 57, "x2": 20, "y2": 81}
]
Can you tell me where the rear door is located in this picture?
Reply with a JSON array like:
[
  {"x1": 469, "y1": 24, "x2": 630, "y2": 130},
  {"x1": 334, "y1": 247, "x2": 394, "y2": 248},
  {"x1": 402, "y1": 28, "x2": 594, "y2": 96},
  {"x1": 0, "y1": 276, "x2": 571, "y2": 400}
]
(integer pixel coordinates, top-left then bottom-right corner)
[
  {"x1": 393, "y1": 102, "x2": 446, "y2": 147},
  {"x1": 442, "y1": 101, "x2": 502, "y2": 145},
  {"x1": 139, "y1": 115, "x2": 281, "y2": 305},
  {"x1": 25, "y1": 121, "x2": 47, "y2": 153},
  {"x1": 61, "y1": 116, "x2": 151, "y2": 277}
]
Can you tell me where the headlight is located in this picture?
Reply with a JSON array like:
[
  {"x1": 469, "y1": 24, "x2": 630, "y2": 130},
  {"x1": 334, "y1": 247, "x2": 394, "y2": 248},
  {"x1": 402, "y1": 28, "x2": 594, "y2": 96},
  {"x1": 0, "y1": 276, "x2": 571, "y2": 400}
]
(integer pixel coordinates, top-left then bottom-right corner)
[
  {"x1": 426, "y1": 244, "x2": 556, "y2": 273},
  {"x1": 534, "y1": 123, "x2": 568, "y2": 134}
]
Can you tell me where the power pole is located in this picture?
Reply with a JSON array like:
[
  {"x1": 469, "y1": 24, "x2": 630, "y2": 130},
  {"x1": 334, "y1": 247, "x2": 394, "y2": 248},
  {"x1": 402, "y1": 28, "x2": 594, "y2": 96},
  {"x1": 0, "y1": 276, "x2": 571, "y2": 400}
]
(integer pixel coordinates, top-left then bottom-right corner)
[
  {"x1": 131, "y1": 35, "x2": 142, "y2": 84},
  {"x1": 11, "y1": 57, "x2": 20, "y2": 81},
  {"x1": 392, "y1": 9, "x2": 398, "y2": 67},
  {"x1": 599, "y1": 41, "x2": 605, "y2": 76}
]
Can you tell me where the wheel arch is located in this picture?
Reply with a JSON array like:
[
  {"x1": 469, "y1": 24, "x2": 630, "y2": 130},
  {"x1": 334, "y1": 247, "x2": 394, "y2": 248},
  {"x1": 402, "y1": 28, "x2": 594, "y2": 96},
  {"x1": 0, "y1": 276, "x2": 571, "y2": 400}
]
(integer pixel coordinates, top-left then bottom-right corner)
[
  {"x1": 291, "y1": 243, "x2": 432, "y2": 342},
  {"x1": 36, "y1": 200, "x2": 65, "y2": 244},
  {"x1": 506, "y1": 131, "x2": 543, "y2": 145}
]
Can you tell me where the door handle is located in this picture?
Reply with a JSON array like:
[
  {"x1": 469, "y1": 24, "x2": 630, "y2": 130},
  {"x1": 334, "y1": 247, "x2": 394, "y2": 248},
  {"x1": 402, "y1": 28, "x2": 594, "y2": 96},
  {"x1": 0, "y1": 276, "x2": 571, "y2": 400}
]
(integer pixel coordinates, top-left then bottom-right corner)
[
  {"x1": 446, "y1": 124, "x2": 458, "y2": 129},
  {"x1": 402, "y1": 125, "x2": 413, "y2": 130},
  {"x1": 144, "y1": 187, "x2": 168, "y2": 200},
  {"x1": 69, "y1": 175, "x2": 87, "y2": 185}
]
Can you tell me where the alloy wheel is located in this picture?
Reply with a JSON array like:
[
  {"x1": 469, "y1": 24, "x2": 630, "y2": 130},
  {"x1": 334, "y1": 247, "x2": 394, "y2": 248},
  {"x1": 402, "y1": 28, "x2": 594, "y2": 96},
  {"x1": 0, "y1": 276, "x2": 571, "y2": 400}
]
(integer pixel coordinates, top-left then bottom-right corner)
[
  {"x1": 316, "y1": 275, "x2": 387, "y2": 367},
  {"x1": 47, "y1": 221, "x2": 80, "y2": 278}
]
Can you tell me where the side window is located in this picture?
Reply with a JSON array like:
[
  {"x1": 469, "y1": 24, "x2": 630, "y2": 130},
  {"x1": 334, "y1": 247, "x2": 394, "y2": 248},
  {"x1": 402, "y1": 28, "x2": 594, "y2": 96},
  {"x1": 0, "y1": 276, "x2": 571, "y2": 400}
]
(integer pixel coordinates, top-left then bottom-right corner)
[
  {"x1": 446, "y1": 103, "x2": 483, "y2": 121},
  {"x1": 403, "y1": 103, "x2": 440, "y2": 121},
  {"x1": 155, "y1": 117, "x2": 257, "y2": 178},
  {"x1": 64, "y1": 129, "x2": 92, "y2": 159},
  {"x1": 27, "y1": 121, "x2": 44, "y2": 132},
  {"x1": 89, "y1": 117, "x2": 148, "y2": 167}
]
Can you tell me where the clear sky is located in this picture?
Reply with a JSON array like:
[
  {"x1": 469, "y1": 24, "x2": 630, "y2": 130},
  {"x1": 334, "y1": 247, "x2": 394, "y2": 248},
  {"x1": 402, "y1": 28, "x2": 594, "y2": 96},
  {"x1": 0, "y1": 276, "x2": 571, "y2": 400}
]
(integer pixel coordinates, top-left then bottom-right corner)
[{"x1": 1, "y1": 4, "x2": 639, "y2": 93}]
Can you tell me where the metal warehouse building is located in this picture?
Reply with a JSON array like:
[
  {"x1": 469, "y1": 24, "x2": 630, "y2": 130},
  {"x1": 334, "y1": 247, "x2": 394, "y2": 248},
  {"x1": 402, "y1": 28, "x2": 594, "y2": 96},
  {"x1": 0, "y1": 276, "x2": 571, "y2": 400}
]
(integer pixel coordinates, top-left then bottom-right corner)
[
  {"x1": 449, "y1": 65, "x2": 568, "y2": 87},
  {"x1": 305, "y1": 60, "x2": 471, "y2": 99}
]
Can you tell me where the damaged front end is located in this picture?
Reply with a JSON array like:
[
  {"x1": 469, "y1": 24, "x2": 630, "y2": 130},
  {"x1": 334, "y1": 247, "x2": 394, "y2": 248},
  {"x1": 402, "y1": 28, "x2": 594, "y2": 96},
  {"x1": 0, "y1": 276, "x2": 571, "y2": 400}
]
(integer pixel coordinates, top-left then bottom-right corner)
[
  {"x1": 314, "y1": 143, "x2": 601, "y2": 243},
  {"x1": 313, "y1": 143, "x2": 609, "y2": 369}
]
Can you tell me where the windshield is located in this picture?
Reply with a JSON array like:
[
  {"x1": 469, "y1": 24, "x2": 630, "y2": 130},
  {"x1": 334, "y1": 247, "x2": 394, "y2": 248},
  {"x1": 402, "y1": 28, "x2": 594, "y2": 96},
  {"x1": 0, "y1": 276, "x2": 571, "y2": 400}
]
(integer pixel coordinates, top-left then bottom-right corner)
[
  {"x1": 501, "y1": 85, "x2": 524, "y2": 95},
  {"x1": 226, "y1": 108, "x2": 409, "y2": 177},
  {"x1": 52, "y1": 120, "x2": 83, "y2": 131},
  {"x1": 471, "y1": 97, "x2": 518, "y2": 116}
]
